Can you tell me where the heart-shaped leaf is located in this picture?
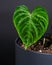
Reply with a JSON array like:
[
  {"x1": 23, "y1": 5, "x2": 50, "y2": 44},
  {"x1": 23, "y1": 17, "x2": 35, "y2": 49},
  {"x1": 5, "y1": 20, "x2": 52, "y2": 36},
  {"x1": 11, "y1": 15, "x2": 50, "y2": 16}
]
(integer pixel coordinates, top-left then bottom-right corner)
[{"x1": 13, "y1": 5, "x2": 49, "y2": 49}]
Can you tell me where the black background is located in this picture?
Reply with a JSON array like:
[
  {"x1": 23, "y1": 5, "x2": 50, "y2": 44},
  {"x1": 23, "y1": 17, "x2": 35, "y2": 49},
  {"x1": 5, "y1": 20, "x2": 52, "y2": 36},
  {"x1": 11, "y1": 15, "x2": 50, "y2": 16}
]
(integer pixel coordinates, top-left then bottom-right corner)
[{"x1": 0, "y1": 0, "x2": 52, "y2": 65}]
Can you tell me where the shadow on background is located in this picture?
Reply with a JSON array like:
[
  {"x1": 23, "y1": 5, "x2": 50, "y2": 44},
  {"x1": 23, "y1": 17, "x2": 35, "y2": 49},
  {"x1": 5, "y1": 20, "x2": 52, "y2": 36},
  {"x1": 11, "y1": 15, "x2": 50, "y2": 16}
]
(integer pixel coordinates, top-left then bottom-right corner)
[{"x1": 0, "y1": 12, "x2": 17, "y2": 65}]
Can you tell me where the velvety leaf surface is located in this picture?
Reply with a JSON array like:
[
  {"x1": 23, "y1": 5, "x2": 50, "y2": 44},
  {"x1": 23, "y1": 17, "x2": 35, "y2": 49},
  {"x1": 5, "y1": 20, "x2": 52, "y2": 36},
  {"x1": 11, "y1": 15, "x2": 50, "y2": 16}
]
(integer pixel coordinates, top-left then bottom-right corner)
[{"x1": 13, "y1": 5, "x2": 49, "y2": 49}]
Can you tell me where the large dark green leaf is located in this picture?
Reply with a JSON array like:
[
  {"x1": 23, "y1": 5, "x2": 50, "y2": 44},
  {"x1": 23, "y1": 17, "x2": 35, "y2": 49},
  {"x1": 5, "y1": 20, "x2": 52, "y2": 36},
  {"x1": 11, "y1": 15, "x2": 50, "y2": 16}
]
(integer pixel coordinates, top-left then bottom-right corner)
[{"x1": 13, "y1": 5, "x2": 49, "y2": 49}]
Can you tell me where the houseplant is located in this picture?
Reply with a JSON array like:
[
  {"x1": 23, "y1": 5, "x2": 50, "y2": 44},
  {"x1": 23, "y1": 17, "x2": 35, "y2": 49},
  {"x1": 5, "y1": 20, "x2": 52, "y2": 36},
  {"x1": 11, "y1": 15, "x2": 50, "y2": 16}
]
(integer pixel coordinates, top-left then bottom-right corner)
[{"x1": 13, "y1": 5, "x2": 52, "y2": 65}]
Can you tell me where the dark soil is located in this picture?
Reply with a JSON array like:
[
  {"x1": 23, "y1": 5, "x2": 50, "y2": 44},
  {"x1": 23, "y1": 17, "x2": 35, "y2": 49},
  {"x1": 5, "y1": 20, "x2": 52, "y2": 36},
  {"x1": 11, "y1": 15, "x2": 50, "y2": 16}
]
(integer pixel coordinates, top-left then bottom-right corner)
[{"x1": 17, "y1": 35, "x2": 52, "y2": 54}]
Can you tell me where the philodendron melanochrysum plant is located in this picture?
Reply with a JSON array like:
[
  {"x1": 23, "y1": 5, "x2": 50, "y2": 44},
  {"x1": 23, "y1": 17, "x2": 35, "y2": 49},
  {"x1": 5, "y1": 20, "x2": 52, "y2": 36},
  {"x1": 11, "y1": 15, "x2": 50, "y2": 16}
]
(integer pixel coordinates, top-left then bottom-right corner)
[{"x1": 13, "y1": 5, "x2": 49, "y2": 49}]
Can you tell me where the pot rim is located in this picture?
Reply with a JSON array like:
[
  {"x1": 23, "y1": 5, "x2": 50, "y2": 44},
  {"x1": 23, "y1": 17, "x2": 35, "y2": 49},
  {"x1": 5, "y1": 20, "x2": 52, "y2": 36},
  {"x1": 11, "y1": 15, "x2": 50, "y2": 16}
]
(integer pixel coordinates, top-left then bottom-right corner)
[{"x1": 15, "y1": 37, "x2": 52, "y2": 56}]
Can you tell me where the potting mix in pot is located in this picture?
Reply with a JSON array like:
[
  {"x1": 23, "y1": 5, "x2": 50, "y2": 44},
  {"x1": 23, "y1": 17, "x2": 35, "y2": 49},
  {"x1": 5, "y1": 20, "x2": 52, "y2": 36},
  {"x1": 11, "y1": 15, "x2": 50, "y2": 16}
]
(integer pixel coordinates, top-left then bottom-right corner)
[{"x1": 13, "y1": 5, "x2": 52, "y2": 53}]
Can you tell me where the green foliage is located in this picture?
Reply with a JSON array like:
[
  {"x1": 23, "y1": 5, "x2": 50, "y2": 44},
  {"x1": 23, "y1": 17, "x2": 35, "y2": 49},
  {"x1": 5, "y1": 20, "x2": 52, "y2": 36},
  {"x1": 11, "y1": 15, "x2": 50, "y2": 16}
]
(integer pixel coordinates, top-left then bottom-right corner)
[{"x1": 13, "y1": 5, "x2": 49, "y2": 49}]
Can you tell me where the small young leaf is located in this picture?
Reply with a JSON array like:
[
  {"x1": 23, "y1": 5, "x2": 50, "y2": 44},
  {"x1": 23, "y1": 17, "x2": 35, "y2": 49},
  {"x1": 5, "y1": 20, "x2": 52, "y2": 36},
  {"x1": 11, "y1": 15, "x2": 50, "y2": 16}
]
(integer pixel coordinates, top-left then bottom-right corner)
[{"x1": 13, "y1": 5, "x2": 49, "y2": 49}]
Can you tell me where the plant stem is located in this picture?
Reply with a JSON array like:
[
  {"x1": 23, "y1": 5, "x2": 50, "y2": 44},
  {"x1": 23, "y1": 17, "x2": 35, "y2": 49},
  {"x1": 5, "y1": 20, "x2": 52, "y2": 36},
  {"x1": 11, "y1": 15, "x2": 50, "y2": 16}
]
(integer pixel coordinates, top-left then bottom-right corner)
[
  {"x1": 25, "y1": 46, "x2": 28, "y2": 50},
  {"x1": 43, "y1": 38, "x2": 45, "y2": 45}
]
